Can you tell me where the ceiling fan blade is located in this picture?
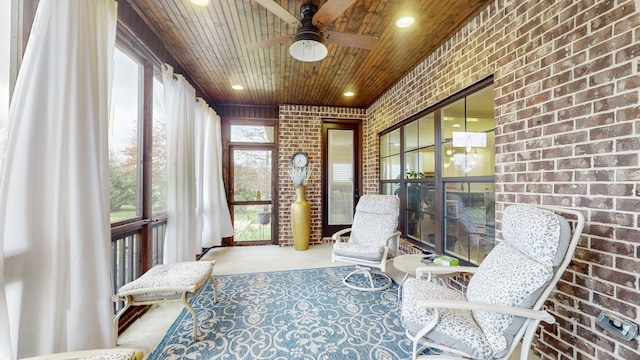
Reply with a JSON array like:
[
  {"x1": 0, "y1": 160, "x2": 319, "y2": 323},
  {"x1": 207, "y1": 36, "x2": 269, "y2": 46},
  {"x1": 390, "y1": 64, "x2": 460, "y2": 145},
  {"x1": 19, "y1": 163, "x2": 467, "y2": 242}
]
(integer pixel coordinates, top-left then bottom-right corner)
[
  {"x1": 247, "y1": 34, "x2": 291, "y2": 50},
  {"x1": 312, "y1": 0, "x2": 356, "y2": 28},
  {"x1": 254, "y1": 0, "x2": 300, "y2": 27},
  {"x1": 323, "y1": 31, "x2": 377, "y2": 50}
]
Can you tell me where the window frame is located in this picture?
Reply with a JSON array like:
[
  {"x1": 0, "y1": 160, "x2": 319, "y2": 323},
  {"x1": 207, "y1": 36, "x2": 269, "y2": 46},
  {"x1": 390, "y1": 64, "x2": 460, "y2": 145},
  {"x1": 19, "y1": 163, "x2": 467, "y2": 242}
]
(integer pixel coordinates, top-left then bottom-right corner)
[
  {"x1": 109, "y1": 46, "x2": 144, "y2": 225},
  {"x1": 379, "y1": 76, "x2": 495, "y2": 264}
]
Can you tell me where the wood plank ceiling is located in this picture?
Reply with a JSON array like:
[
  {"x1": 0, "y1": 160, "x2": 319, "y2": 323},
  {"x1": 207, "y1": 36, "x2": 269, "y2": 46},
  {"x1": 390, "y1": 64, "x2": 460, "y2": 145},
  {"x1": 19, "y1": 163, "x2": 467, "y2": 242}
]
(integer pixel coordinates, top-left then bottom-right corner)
[{"x1": 125, "y1": 0, "x2": 491, "y2": 108}]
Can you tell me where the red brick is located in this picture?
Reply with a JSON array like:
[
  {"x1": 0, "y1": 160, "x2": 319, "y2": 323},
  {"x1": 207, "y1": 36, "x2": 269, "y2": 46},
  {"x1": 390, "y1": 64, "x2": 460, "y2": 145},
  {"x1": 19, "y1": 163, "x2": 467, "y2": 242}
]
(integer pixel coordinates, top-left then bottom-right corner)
[
  {"x1": 362, "y1": 1, "x2": 640, "y2": 358},
  {"x1": 576, "y1": 325, "x2": 616, "y2": 353},
  {"x1": 575, "y1": 273, "x2": 615, "y2": 296},
  {"x1": 575, "y1": 140, "x2": 613, "y2": 155}
]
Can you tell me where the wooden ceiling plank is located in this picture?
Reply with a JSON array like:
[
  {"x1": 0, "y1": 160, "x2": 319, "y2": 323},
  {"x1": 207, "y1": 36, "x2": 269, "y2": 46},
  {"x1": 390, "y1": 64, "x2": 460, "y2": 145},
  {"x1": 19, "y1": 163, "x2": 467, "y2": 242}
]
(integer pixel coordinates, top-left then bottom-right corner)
[{"x1": 125, "y1": 0, "x2": 491, "y2": 107}]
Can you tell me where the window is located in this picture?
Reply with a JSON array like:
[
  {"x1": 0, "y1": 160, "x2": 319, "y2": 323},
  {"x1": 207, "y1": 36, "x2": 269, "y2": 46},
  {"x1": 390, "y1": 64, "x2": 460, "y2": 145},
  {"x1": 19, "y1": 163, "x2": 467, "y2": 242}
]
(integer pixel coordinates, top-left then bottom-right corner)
[
  {"x1": 109, "y1": 48, "x2": 141, "y2": 223},
  {"x1": 152, "y1": 77, "x2": 167, "y2": 214},
  {"x1": 230, "y1": 124, "x2": 274, "y2": 143},
  {"x1": 379, "y1": 128, "x2": 401, "y2": 196},
  {"x1": 380, "y1": 79, "x2": 495, "y2": 264}
]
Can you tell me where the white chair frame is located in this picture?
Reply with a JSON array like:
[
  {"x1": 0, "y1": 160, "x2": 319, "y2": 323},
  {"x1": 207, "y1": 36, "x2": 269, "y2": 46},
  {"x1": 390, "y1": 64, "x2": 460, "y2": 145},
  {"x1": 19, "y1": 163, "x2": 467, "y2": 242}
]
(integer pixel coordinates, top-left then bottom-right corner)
[
  {"x1": 332, "y1": 228, "x2": 401, "y2": 291},
  {"x1": 406, "y1": 205, "x2": 585, "y2": 360}
]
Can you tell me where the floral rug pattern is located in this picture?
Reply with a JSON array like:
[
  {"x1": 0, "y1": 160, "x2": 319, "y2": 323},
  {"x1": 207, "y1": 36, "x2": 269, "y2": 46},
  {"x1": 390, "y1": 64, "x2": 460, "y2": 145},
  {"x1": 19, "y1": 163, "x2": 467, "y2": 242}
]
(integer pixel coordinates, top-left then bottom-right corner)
[{"x1": 148, "y1": 266, "x2": 415, "y2": 359}]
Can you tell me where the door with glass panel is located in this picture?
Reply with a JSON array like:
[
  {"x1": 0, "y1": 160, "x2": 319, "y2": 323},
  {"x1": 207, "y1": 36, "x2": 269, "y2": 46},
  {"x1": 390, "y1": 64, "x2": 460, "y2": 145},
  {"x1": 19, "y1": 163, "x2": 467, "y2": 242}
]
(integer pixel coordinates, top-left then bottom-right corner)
[
  {"x1": 230, "y1": 147, "x2": 275, "y2": 245},
  {"x1": 228, "y1": 122, "x2": 277, "y2": 245},
  {"x1": 322, "y1": 121, "x2": 361, "y2": 237}
]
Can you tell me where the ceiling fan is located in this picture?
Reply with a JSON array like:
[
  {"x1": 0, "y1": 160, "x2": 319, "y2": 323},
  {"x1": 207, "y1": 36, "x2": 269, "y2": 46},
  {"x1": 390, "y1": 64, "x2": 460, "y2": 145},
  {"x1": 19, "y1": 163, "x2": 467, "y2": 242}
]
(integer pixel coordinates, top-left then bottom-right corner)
[{"x1": 248, "y1": 0, "x2": 378, "y2": 62}]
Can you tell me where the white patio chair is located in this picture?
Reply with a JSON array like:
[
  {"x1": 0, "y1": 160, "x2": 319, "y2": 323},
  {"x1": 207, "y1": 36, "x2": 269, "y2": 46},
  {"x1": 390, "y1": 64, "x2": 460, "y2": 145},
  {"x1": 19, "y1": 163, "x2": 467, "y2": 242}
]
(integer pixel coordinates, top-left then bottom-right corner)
[
  {"x1": 401, "y1": 204, "x2": 585, "y2": 359},
  {"x1": 331, "y1": 194, "x2": 401, "y2": 291}
]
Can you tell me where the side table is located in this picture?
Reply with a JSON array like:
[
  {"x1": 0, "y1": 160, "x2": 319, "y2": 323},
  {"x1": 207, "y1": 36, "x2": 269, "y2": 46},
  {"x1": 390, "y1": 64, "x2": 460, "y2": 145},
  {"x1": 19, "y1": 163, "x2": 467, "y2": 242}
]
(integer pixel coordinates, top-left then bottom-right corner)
[{"x1": 393, "y1": 254, "x2": 435, "y2": 298}]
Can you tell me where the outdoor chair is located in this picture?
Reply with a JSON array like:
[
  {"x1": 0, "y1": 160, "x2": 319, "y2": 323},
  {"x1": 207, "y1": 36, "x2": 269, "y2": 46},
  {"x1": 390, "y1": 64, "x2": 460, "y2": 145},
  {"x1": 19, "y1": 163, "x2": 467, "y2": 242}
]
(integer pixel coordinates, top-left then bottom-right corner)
[
  {"x1": 331, "y1": 194, "x2": 401, "y2": 291},
  {"x1": 401, "y1": 204, "x2": 585, "y2": 359}
]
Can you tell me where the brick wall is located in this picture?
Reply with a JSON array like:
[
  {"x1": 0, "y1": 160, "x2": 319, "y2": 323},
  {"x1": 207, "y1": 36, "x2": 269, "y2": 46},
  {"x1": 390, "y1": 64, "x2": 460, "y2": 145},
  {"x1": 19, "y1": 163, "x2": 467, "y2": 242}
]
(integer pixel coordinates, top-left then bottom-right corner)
[
  {"x1": 277, "y1": 105, "x2": 366, "y2": 247},
  {"x1": 365, "y1": 0, "x2": 640, "y2": 358}
]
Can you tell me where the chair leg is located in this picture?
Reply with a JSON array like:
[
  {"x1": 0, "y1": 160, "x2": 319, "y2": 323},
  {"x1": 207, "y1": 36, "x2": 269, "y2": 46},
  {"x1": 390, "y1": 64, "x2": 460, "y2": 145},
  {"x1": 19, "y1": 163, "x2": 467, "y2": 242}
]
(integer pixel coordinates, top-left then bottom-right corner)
[
  {"x1": 182, "y1": 291, "x2": 198, "y2": 341},
  {"x1": 342, "y1": 265, "x2": 393, "y2": 291},
  {"x1": 112, "y1": 298, "x2": 131, "y2": 345},
  {"x1": 210, "y1": 275, "x2": 218, "y2": 303}
]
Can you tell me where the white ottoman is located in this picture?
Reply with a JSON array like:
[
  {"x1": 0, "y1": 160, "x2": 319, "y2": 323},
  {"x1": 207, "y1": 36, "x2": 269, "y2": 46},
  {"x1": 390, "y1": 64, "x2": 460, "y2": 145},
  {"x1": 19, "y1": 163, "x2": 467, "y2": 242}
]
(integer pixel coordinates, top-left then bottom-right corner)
[{"x1": 112, "y1": 261, "x2": 217, "y2": 343}]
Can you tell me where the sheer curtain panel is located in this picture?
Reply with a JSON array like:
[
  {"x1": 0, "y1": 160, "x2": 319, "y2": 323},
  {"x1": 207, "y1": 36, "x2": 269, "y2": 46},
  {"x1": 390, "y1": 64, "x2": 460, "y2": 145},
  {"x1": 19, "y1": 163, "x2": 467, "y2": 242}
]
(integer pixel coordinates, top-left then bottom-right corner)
[
  {"x1": 0, "y1": 0, "x2": 117, "y2": 358},
  {"x1": 194, "y1": 99, "x2": 206, "y2": 252},
  {"x1": 202, "y1": 106, "x2": 234, "y2": 246},
  {"x1": 162, "y1": 64, "x2": 197, "y2": 263},
  {"x1": 0, "y1": 0, "x2": 12, "y2": 356}
]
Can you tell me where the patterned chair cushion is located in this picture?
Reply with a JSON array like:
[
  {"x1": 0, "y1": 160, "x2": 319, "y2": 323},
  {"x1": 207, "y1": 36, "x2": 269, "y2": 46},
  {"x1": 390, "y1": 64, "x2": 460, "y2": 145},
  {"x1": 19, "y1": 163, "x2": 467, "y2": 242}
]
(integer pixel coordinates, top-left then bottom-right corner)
[
  {"x1": 332, "y1": 195, "x2": 399, "y2": 261},
  {"x1": 501, "y1": 204, "x2": 570, "y2": 267},
  {"x1": 401, "y1": 278, "x2": 493, "y2": 360},
  {"x1": 332, "y1": 242, "x2": 384, "y2": 261},
  {"x1": 465, "y1": 204, "x2": 568, "y2": 357},
  {"x1": 116, "y1": 261, "x2": 213, "y2": 301}
]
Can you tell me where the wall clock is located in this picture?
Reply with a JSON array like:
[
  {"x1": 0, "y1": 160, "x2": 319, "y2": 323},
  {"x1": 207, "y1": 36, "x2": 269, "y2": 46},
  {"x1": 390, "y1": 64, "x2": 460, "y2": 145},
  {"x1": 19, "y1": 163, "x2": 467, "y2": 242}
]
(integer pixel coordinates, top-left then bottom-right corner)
[{"x1": 291, "y1": 152, "x2": 309, "y2": 168}]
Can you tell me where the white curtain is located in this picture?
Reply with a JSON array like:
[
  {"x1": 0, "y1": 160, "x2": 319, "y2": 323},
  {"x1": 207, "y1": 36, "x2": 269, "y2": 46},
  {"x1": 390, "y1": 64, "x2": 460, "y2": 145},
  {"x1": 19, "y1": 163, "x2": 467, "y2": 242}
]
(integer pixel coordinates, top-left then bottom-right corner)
[
  {"x1": 162, "y1": 64, "x2": 197, "y2": 263},
  {"x1": 194, "y1": 100, "x2": 206, "y2": 252},
  {"x1": 0, "y1": 0, "x2": 12, "y2": 355},
  {"x1": 202, "y1": 105, "x2": 234, "y2": 246},
  {"x1": 0, "y1": 0, "x2": 117, "y2": 358}
]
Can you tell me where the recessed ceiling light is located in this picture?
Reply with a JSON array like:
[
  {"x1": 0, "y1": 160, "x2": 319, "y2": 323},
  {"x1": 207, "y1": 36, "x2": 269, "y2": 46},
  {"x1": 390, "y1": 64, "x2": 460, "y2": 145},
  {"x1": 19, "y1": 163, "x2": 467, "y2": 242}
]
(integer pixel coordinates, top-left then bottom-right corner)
[
  {"x1": 344, "y1": 91, "x2": 355, "y2": 97},
  {"x1": 395, "y1": 16, "x2": 415, "y2": 28},
  {"x1": 232, "y1": 84, "x2": 244, "y2": 91},
  {"x1": 190, "y1": 0, "x2": 210, "y2": 6}
]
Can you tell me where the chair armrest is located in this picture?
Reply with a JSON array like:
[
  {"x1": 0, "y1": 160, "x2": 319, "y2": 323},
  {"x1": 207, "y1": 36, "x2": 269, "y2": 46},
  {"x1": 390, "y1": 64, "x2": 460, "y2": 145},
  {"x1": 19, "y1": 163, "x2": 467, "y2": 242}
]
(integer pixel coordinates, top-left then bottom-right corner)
[
  {"x1": 383, "y1": 231, "x2": 402, "y2": 244},
  {"x1": 415, "y1": 266, "x2": 477, "y2": 279},
  {"x1": 332, "y1": 228, "x2": 352, "y2": 242},
  {"x1": 415, "y1": 299, "x2": 556, "y2": 324}
]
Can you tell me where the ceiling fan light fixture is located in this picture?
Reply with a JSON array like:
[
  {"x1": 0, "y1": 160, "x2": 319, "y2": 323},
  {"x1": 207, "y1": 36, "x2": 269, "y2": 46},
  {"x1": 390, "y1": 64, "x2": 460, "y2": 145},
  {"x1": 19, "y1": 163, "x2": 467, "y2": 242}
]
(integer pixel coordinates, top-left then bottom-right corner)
[{"x1": 289, "y1": 31, "x2": 328, "y2": 62}]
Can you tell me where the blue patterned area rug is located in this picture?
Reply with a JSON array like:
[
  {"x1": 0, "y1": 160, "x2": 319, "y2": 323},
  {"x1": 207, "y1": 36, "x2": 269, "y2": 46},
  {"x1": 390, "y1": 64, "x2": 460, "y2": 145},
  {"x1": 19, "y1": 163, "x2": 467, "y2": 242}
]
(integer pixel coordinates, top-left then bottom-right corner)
[{"x1": 148, "y1": 266, "x2": 416, "y2": 359}]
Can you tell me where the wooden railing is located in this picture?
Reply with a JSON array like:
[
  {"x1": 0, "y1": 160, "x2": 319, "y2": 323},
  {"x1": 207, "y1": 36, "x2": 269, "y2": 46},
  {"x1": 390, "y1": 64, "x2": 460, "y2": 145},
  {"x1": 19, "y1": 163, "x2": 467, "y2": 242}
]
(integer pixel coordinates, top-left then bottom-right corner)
[{"x1": 111, "y1": 216, "x2": 167, "y2": 313}]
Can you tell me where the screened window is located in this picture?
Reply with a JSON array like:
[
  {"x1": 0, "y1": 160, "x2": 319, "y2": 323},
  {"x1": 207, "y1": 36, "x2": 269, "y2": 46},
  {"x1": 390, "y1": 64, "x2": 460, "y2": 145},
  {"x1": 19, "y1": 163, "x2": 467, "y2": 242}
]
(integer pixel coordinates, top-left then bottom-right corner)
[
  {"x1": 109, "y1": 48, "x2": 141, "y2": 222},
  {"x1": 151, "y1": 77, "x2": 167, "y2": 214},
  {"x1": 230, "y1": 124, "x2": 275, "y2": 143}
]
